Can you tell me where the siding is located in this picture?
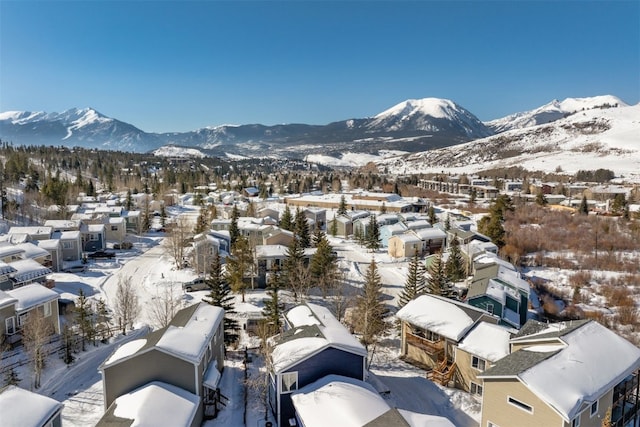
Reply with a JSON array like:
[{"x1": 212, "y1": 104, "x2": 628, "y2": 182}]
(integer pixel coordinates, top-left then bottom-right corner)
[
  {"x1": 278, "y1": 347, "x2": 365, "y2": 427},
  {"x1": 455, "y1": 348, "x2": 483, "y2": 392},
  {"x1": 481, "y1": 379, "x2": 561, "y2": 427},
  {"x1": 103, "y1": 349, "x2": 194, "y2": 408}
]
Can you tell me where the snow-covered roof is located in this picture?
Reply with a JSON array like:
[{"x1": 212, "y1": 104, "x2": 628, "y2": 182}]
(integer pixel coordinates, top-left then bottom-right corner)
[
  {"x1": 7, "y1": 226, "x2": 52, "y2": 237},
  {"x1": 0, "y1": 242, "x2": 25, "y2": 259},
  {"x1": 108, "y1": 381, "x2": 199, "y2": 427},
  {"x1": 155, "y1": 303, "x2": 224, "y2": 364},
  {"x1": 272, "y1": 303, "x2": 366, "y2": 373},
  {"x1": 36, "y1": 239, "x2": 61, "y2": 251},
  {"x1": 396, "y1": 294, "x2": 492, "y2": 342},
  {"x1": 291, "y1": 375, "x2": 391, "y2": 427},
  {"x1": 457, "y1": 322, "x2": 514, "y2": 362},
  {"x1": 486, "y1": 320, "x2": 640, "y2": 422},
  {"x1": 15, "y1": 242, "x2": 50, "y2": 260},
  {"x1": 413, "y1": 227, "x2": 447, "y2": 240},
  {"x1": 7, "y1": 283, "x2": 59, "y2": 311},
  {"x1": 391, "y1": 233, "x2": 422, "y2": 244},
  {"x1": 0, "y1": 260, "x2": 17, "y2": 276},
  {"x1": 43, "y1": 219, "x2": 81, "y2": 230},
  {"x1": 9, "y1": 259, "x2": 52, "y2": 283},
  {"x1": 103, "y1": 339, "x2": 147, "y2": 366},
  {"x1": 0, "y1": 385, "x2": 63, "y2": 427},
  {"x1": 0, "y1": 290, "x2": 18, "y2": 308}
]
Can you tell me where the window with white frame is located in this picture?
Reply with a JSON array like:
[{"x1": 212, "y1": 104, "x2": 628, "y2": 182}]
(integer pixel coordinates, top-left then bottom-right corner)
[
  {"x1": 471, "y1": 356, "x2": 486, "y2": 371},
  {"x1": 89, "y1": 233, "x2": 99, "y2": 241},
  {"x1": 572, "y1": 413, "x2": 581, "y2": 427},
  {"x1": 507, "y1": 396, "x2": 533, "y2": 414},
  {"x1": 43, "y1": 301, "x2": 52, "y2": 317},
  {"x1": 5, "y1": 317, "x2": 16, "y2": 335},
  {"x1": 470, "y1": 382, "x2": 483, "y2": 397},
  {"x1": 62, "y1": 241, "x2": 74, "y2": 249},
  {"x1": 590, "y1": 400, "x2": 598, "y2": 417},
  {"x1": 281, "y1": 372, "x2": 298, "y2": 393},
  {"x1": 111, "y1": 225, "x2": 119, "y2": 231}
]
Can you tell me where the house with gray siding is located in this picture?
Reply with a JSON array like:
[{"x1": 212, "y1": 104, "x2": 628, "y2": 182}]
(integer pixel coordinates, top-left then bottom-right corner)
[
  {"x1": 100, "y1": 302, "x2": 225, "y2": 423},
  {"x1": 268, "y1": 303, "x2": 367, "y2": 427}
]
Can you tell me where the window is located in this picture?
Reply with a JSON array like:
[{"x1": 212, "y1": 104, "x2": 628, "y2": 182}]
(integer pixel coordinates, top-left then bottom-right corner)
[
  {"x1": 5, "y1": 317, "x2": 16, "y2": 335},
  {"x1": 111, "y1": 225, "x2": 119, "y2": 231},
  {"x1": 89, "y1": 233, "x2": 99, "y2": 241},
  {"x1": 62, "y1": 241, "x2": 74, "y2": 249},
  {"x1": 43, "y1": 301, "x2": 52, "y2": 317},
  {"x1": 487, "y1": 423, "x2": 500, "y2": 427},
  {"x1": 507, "y1": 396, "x2": 533, "y2": 414},
  {"x1": 470, "y1": 382, "x2": 483, "y2": 397},
  {"x1": 281, "y1": 372, "x2": 298, "y2": 393},
  {"x1": 572, "y1": 414, "x2": 581, "y2": 427},
  {"x1": 18, "y1": 313, "x2": 29, "y2": 327},
  {"x1": 472, "y1": 356, "x2": 486, "y2": 371},
  {"x1": 486, "y1": 303, "x2": 494, "y2": 314},
  {"x1": 590, "y1": 400, "x2": 598, "y2": 417}
]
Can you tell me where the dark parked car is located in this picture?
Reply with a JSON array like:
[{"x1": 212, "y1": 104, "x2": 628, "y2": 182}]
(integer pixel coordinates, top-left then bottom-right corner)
[{"x1": 87, "y1": 250, "x2": 116, "y2": 259}]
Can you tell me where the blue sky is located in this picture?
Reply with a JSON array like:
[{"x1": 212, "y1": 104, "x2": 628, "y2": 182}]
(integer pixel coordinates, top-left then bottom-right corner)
[{"x1": 1, "y1": 1, "x2": 638, "y2": 133}]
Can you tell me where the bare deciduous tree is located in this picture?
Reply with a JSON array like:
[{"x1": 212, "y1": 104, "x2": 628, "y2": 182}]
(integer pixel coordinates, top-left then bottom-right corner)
[
  {"x1": 165, "y1": 215, "x2": 191, "y2": 269},
  {"x1": 113, "y1": 276, "x2": 140, "y2": 335},
  {"x1": 22, "y1": 309, "x2": 54, "y2": 388},
  {"x1": 148, "y1": 282, "x2": 181, "y2": 329}
]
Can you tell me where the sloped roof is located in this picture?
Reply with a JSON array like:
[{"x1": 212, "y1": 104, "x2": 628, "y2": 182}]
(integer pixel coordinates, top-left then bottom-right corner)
[
  {"x1": 271, "y1": 304, "x2": 366, "y2": 373},
  {"x1": 8, "y1": 259, "x2": 52, "y2": 283},
  {"x1": 7, "y1": 284, "x2": 58, "y2": 311},
  {"x1": 0, "y1": 385, "x2": 63, "y2": 427}
]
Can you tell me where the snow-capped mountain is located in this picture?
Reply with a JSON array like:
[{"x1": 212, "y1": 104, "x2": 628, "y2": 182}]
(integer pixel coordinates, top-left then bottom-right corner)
[
  {"x1": 377, "y1": 102, "x2": 640, "y2": 176},
  {"x1": 0, "y1": 107, "x2": 162, "y2": 152},
  {"x1": 485, "y1": 95, "x2": 627, "y2": 133},
  {"x1": 0, "y1": 98, "x2": 492, "y2": 157},
  {"x1": 368, "y1": 98, "x2": 492, "y2": 138}
]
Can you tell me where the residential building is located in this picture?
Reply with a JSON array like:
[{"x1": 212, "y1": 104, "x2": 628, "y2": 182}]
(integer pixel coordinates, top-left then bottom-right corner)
[
  {"x1": 388, "y1": 233, "x2": 422, "y2": 258},
  {"x1": 479, "y1": 319, "x2": 640, "y2": 427},
  {"x1": 268, "y1": 303, "x2": 367, "y2": 427},
  {"x1": 100, "y1": 302, "x2": 225, "y2": 423}
]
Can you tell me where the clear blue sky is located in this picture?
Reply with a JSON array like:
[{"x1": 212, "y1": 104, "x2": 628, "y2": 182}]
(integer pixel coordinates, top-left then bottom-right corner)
[{"x1": 1, "y1": 1, "x2": 638, "y2": 133}]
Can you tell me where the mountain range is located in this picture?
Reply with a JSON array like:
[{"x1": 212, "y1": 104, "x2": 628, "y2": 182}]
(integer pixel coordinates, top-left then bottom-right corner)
[{"x1": 0, "y1": 95, "x2": 630, "y2": 168}]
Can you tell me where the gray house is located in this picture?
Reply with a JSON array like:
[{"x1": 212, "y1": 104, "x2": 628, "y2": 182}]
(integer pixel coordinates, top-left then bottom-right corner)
[
  {"x1": 100, "y1": 302, "x2": 225, "y2": 424},
  {"x1": 0, "y1": 385, "x2": 64, "y2": 427},
  {"x1": 268, "y1": 303, "x2": 367, "y2": 427}
]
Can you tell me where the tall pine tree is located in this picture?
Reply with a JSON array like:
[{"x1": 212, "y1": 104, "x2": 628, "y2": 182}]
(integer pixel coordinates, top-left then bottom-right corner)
[
  {"x1": 262, "y1": 263, "x2": 283, "y2": 335},
  {"x1": 294, "y1": 207, "x2": 311, "y2": 248},
  {"x1": 426, "y1": 251, "x2": 455, "y2": 298},
  {"x1": 445, "y1": 237, "x2": 465, "y2": 282},
  {"x1": 398, "y1": 252, "x2": 426, "y2": 308},
  {"x1": 204, "y1": 253, "x2": 239, "y2": 345},
  {"x1": 280, "y1": 205, "x2": 293, "y2": 231},
  {"x1": 229, "y1": 204, "x2": 240, "y2": 247},
  {"x1": 354, "y1": 259, "x2": 389, "y2": 352},
  {"x1": 366, "y1": 214, "x2": 380, "y2": 251},
  {"x1": 309, "y1": 231, "x2": 338, "y2": 297},
  {"x1": 337, "y1": 195, "x2": 348, "y2": 216}
]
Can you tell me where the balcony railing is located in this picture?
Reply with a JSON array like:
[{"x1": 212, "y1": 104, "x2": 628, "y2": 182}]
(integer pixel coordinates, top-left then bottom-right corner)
[{"x1": 406, "y1": 332, "x2": 445, "y2": 356}]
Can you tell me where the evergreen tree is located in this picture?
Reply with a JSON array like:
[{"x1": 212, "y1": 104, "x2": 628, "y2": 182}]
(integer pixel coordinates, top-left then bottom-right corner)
[
  {"x1": 337, "y1": 195, "x2": 348, "y2": 216},
  {"x1": 262, "y1": 263, "x2": 283, "y2": 335},
  {"x1": 426, "y1": 252, "x2": 455, "y2": 298},
  {"x1": 445, "y1": 237, "x2": 465, "y2": 282},
  {"x1": 194, "y1": 204, "x2": 209, "y2": 235},
  {"x1": 294, "y1": 207, "x2": 311, "y2": 248},
  {"x1": 445, "y1": 214, "x2": 451, "y2": 231},
  {"x1": 283, "y1": 238, "x2": 308, "y2": 302},
  {"x1": 366, "y1": 214, "x2": 381, "y2": 251},
  {"x1": 535, "y1": 191, "x2": 548, "y2": 206},
  {"x1": 204, "y1": 253, "x2": 239, "y2": 345},
  {"x1": 246, "y1": 201, "x2": 257, "y2": 218},
  {"x1": 225, "y1": 235, "x2": 252, "y2": 302},
  {"x1": 76, "y1": 289, "x2": 94, "y2": 351},
  {"x1": 477, "y1": 195, "x2": 513, "y2": 248},
  {"x1": 229, "y1": 204, "x2": 240, "y2": 247},
  {"x1": 329, "y1": 217, "x2": 338, "y2": 237},
  {"x1": 398, "y1": 252, "x2": 426, "y2": 308},
  {"x1": 125, "y1": 190, "x2": 133, "y2": 210},
  {"x1": 578, "y1": 195, "x2": 589, "y2": 215},
  {"x1": 280, "y1": 205, "x2": 293, "y2": 231},
  {"x1": 354, "y1": 259, "x2": 389, "y2": 351},
  {"x1": 309, "y1": 231, "x2": 338, "y2": 297},
  {"x1": 428, "y1": 205, "x2": 436, "y2": 225},
  {"x1": 95, "y1": 298, "x2": 111, "y2": 343},
  {"x1": 380, "y1": 203, "x2": 387, "y2": 214}
]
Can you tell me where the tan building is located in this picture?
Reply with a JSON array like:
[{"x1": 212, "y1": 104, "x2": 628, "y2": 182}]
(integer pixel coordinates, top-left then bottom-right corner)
[
  {"x1": 479, "y1": 319, "x2": 640, "y2": 427},
  {"x1": 388, "y1": 233, "x2": 422, "y2": 258}
]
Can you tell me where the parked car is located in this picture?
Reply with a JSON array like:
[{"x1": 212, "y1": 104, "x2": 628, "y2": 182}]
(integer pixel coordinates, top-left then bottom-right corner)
[
  {"x1": 182, "y1": 277, "x2": 207, "y2": 292},
  {"x1": 63, "y1": 264, "x2": 87, "y2": 273},
  {"x1": 87, "y1": 250, "x2": 116, "y2": 259}
]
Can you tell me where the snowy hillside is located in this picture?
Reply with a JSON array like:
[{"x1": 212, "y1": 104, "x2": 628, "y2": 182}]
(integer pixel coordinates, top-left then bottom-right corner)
[
  {"x1": 152, "y1": 145, "x2": 207, "y2": 158},
  {"x1": 378, "y1": 103, "x2": 640, "y2": 177},
  {"x1": 485, "y1": 95, "x2": 627, "y2": 133}
]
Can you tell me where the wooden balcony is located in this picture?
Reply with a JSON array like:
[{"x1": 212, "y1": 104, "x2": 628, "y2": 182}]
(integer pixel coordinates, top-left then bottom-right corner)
[
  {"x1": 406, "y1": 332, "x2": 445, "y2": 358},
  {"x1": 427, "y1": 359, "x2": 457, "y2": 386}
]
